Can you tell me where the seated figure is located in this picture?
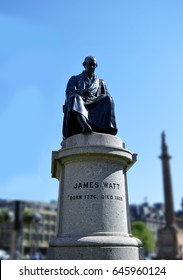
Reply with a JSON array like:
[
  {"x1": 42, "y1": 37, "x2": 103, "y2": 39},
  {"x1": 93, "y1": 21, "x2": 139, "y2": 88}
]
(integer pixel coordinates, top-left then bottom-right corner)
[{"x1": 62, "y1": 56, "x2": 118, "y2": 139}]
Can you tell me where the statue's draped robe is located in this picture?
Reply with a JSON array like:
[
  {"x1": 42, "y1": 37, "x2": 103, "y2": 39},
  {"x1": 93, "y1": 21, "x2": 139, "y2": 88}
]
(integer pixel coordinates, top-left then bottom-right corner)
[{"x1": 62, "y1": 71, "x2": 118, "y2": 138}]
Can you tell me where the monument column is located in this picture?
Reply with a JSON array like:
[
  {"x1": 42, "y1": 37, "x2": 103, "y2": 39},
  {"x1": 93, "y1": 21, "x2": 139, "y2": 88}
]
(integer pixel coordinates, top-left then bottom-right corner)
[
  {"x1": 159, "y1": 132, "x2": 175, "y2": 226},
  {"x1": 157, "y1": 132, "x2": 178, "y2": 259},
  {"x1": 47, "y1": 133, "x2": 143, "y2": 260}
]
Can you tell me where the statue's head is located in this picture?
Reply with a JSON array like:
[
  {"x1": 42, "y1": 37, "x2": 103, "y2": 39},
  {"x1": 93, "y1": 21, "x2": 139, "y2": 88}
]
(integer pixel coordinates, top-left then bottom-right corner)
[
  {"x1": 83, "y1": 56, "x2": 98, "y2": 67},
  {"x1": 82, "y1": 56, "x2": 98, "y2": 76}
]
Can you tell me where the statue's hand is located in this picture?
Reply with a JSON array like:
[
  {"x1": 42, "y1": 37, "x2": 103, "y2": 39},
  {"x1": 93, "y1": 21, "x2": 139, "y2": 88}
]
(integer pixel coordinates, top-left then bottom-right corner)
[{"x1": 81, "y1": 89, "x2": 92, "y2": 97}]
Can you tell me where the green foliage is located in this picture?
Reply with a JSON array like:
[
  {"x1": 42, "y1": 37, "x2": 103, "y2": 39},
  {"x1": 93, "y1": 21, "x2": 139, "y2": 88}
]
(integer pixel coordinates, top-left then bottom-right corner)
[
  {"x1": 23, "y1": 207, "x2": 35, "y2": 224},
  {"x1": 0, "y1": 208, "x2": 11, "y2": 223},
  {"x1": 0, "y1": 206, "x2": 41, "y2": 226},
  {"x1": 131, "y1": 221, "x2": 155, "y2": 252}
]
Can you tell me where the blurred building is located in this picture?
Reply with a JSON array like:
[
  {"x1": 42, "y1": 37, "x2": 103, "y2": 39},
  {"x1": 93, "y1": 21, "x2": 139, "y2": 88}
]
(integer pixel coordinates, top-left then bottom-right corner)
[
  {"x1": 130, "y1": 200, "x2": 183, "y2": 258},
  {"x1": 130, "y1": 202, "x2": 165, "y2": 242},
  {"x1": 0, "y1": 199, "x2": 57, "y2": 259}
]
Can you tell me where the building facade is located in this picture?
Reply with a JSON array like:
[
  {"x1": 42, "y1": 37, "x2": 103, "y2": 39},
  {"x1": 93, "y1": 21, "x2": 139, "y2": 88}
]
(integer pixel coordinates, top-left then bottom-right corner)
[{"x1": 0, "y1": 199, "x2": 57, "y2": 259}]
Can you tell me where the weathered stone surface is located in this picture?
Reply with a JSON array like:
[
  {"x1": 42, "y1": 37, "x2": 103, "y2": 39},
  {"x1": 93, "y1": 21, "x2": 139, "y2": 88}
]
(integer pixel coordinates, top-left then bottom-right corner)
[{"x1": 47, "y1": 133, "x2": 143, "y2": 259}]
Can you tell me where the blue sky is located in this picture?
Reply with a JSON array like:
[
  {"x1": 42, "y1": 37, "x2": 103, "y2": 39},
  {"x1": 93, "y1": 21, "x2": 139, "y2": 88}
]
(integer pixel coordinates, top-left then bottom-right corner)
[{"x1": 0, "y1": 0, "x2": 183, "y2": 211}]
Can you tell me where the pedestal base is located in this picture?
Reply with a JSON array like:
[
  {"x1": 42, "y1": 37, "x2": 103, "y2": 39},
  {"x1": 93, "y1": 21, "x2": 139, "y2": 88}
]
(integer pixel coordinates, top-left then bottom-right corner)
[
  {"x1": 47, "y1": 133, "x2": 143, "y2": 260},
  {"x1": 157, "y1": 225, "x2": 179, "y2": 259},
  {"x1": 47, "y1": 234, "x2": 143, "y2": 260},
  {"x1": 47, "y1": 246, "x2": 143, "y2": 260}
]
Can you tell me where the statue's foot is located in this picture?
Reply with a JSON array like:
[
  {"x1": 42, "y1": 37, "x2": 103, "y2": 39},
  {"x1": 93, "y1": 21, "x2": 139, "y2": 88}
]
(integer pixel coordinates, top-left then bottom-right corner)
[
  {"x1": 77, "y1": 113, "x2": 92, "y2": 134},
  {"x1": 82, "y1": 124, "x2": 92, "y2": 133}
]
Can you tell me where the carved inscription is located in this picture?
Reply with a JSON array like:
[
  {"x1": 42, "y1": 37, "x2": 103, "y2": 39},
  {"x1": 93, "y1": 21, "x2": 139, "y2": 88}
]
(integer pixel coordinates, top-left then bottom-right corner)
[
  {"x1": 102, "y1": 182, "x2": 120, "y2": 190},
  {"x1": 73, "y1": 181, "x2": 120, "y2": 190},
  {"x1": 74, "y1": 182, "x2": 99, "y2": 189},
  {"x1": 68, "y1": 181, "x2": 123, "y2": 202}
]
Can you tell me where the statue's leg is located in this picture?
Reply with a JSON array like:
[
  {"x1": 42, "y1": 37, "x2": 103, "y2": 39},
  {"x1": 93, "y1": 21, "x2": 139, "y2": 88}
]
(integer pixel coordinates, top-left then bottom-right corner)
[{"x1": 76, "y1": 113, "x2": 92, "y2": 133}]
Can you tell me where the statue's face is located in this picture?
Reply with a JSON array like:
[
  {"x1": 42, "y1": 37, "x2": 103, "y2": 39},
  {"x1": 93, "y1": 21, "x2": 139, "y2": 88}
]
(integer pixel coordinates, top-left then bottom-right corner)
[{"x1": 84, "y1": 58, "x2": 97, "y2": 76}]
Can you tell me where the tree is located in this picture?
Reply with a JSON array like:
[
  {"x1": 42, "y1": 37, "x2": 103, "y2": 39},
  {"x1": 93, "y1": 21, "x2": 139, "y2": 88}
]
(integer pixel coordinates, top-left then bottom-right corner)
[
  {"x1": 0, "y1": 208, "x2": 13, "y2": 223},
  {"x1": 131, "y1": 221, "x2": 155, "y2": 253},
  {"x1": 23, "y1": 207, "x2": 36, "y2": 224}
]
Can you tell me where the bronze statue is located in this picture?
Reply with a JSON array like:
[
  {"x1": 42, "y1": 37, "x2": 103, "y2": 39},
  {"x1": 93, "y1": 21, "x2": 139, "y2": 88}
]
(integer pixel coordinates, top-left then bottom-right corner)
[{"x1": 62, "y1": 56, "x2": 118, "y2": 139}]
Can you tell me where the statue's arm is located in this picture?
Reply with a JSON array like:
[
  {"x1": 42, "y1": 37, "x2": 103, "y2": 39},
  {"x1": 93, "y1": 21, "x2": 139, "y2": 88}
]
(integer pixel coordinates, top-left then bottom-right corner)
[
  {"x1": 66, "y1": 75, "x2": 89, "y2": 97},
  {"x1": 66, "y1": 76, "x2": 79, "y2": 96},
  {"x1": 100, "y1": 79, "x2": 111, "y2": 96}
]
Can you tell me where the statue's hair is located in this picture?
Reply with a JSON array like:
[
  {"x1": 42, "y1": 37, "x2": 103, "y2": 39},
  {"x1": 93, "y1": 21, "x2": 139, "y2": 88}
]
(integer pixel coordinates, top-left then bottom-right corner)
[{"x1": 82, "y1": 56, "x2": 98, "y2": 67}]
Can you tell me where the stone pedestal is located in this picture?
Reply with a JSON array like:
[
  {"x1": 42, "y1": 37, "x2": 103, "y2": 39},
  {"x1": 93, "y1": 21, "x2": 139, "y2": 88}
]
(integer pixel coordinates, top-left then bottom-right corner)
[
  {"x1": 157, "y1": 225, "x2": 179, "y2": 259},
  {"x1": 47, "y1": 133, "x2": 143, "y2": 259}
]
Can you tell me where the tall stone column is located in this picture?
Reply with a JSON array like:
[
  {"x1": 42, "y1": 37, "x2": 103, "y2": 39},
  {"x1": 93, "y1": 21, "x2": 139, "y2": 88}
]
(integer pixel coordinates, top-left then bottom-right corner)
[
  {"x1": 157, "y1": 132, "x2": 179, "y2": 259},
  {"x1": 159, "y1": 132, "x2": 175, "y2": 226},
  {"x1": 47, "y1": 133, "x2": 143, "y2": 260}
]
